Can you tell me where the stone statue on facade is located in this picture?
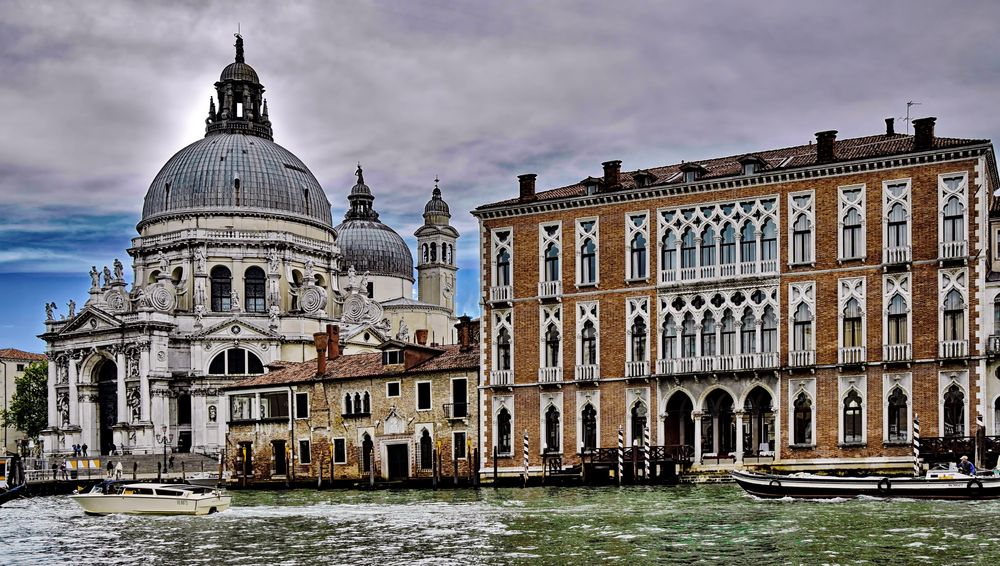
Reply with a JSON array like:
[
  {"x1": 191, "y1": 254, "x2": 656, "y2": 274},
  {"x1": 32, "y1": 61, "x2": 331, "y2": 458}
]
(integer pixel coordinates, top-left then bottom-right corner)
[
  {"x1": 132, "y1": 285, "x2": 148, "y2": 308},
  {"x1": 45, "y1": 302, "x2": 56, "y2": 320},
  {"x1": 194, "y1": 246, "x2": 206, "y2": 274},
  {"x1": 360, "y1": 271, "x2": 370, "y2": 294},
  {"x1": 208, "y1": 405, "x2": 217, "y2": 423},
  {"x1": 230, "y1": 289, "x2": 240, "y2": 311},
  {"x1": 268, "y1": 304, "x2": 280, "y2": 327},
  {"x1": 113, "y1": 258, "x2": 124, "y2": 281},
  {"x1": 57, "y1": 393, "x2": 69, "y2": 428},
  {"x1": 194, "y1": 304, "x2": 206, "y2": 324},
  {"x1": 89, "y1": 266, "x2": 100, "y2": 289},
  {"x1": 157, "y1": 251, "x2": 169, "y2": 273},
  {"x1": 347, "y1": 265, "x2": 357, "y2": 289},
  {"x1": 267, "y1": 248, "x2": 280, "y2": 274},
  {"x1": 305, "y1": 259, "x2": 315, "y2": 283},
  {"x1": 103, "y1": 266, "x2": 113, "y2": 287},
  {"x1": 67, "y1": 300, "x2": 76, "y2": 318},
  {"x1": 127, "y1": 387, "x2": 141, "y2": 423},
  {"x1": 396, "y1": 320, "x2": 409, "y2": 342}
]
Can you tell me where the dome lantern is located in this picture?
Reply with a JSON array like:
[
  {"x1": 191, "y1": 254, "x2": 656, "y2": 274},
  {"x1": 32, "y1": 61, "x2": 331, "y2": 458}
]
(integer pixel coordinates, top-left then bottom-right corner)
[
  {"x1": 334, "y1": 166, "x2": 414, "y2": 281},
  {"x1": 206, "y1": 33, "x2": 273, "y2": 141}
]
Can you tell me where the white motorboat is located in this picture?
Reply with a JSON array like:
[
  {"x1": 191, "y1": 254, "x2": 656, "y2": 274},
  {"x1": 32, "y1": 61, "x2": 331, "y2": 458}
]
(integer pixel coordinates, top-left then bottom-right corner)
[
  {"x1": 185, "y1": 470, "x2": 231, "y2": 487},
  {"x1": 70, "y1": 481, "x2": 231, "y2": 515}
]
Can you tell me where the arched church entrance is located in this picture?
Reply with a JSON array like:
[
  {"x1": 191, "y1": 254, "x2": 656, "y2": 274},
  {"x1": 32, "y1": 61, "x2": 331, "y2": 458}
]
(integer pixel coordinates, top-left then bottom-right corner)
[{"x1": 95, "y1": 359, "x2": 118, "y2": 455}]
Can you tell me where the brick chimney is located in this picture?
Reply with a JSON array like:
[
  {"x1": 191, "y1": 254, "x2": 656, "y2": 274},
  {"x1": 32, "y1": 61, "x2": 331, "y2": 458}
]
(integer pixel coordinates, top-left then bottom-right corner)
[
  {"x1": 415, "y1": 329, "x2": 429, "y2": 346},
  {"x1": 518, "y1": 174, "x2": 537, "y2": 202},
  {"x1": 602, "y1": 160, "x2": 621, "y2": 188},
  {"x1": 326, "y1": 324, "x2": 341, "y2": 361},
  {"x1": 913, "y1": 117, "x2": 936, "y2": 151},
  {"x1": 815, "y1": 130, "x2": 838, "y2": 164},
  {"x1": 313, "y1": 331, "x2": 329, "y2": 375},
  {"x1": 455, "y1": 314, "x2": 473, "y2": 352},
  {"x1": 885, "y1": 117, "x2": 895, "y2": 136}
]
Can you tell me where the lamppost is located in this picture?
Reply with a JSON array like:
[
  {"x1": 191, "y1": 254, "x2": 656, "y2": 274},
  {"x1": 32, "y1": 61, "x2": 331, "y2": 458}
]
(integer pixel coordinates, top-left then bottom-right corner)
[{"x1": 155, "y1": 425, "x2": 173, "y2": 472}]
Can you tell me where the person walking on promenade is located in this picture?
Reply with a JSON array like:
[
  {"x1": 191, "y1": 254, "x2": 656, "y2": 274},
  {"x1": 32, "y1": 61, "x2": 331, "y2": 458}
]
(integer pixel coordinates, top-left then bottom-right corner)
[
  {"x1": 82, "y1": 443, "x2": 88, "y2": 457},
  {"x1": 114, "y1": 461, "x2": 123, "y2": 480},
  {"x1": 107, "y1": 460, "x2": 114, "y2": 478},
  {"x1": 60, "y1": 460, "x2": 68, "y2": 480}
]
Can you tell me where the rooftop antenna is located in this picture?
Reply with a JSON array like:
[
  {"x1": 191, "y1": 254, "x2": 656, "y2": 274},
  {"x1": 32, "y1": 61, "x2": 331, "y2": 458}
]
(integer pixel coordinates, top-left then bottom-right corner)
[{"x1": 902, "y1": 101, "x2": 921, "y2": 135}]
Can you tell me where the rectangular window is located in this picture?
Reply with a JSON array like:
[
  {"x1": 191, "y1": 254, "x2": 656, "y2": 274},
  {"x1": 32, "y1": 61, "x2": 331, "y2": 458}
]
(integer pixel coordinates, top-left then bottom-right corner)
[
  {"x1": 259, "y1": 392, "x2": 289, "y2": 420},
  {"x1": 332, "y1": 438, "x2": 346, "y2": 464},
  {"x1": 453, "y1": 431, "x2": 467, "y2": 459},
  {"x1": 298, "y1": 439, "x2": 311, "y2": 465},
  {"x1": 451, "y1": 378, "x2": 468, "y2": 418},
  {"x1": 16, "y1": 364, "x2": 25, "y2": 372},
  {"x1": 230, "y1": 394, "x2": 253, "y2": 421},
  {"x1": 417, "y1": 382, "x2": 432, "y2": 411},
  {"x1": 386, "y1": 381, "x2": 400, "y2": 398},
  {"x1": 294, "y1": 392, "x2": 309, "y2": 419},
  {"x1": 382, "y1": 350, "x2": 403, "y2": 365}
]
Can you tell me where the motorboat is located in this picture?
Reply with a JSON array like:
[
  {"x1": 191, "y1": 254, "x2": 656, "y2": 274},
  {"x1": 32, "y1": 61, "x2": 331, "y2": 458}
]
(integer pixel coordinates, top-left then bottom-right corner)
[
  {"x1": 732, "y1": 467, "x2": 1000, "y2": 500},
  {"x1": 70, "y1": 480, "x2": 231, "y2": 515},
  {"x1": 185, "y1": 470, "x2": 231, "y2": 487}
]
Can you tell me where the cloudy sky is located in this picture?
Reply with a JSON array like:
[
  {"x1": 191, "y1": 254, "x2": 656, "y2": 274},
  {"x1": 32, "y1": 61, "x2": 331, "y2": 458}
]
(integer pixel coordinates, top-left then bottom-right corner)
[{"x1": 1, "y1": 1, "x2": 998, "y2": 352}]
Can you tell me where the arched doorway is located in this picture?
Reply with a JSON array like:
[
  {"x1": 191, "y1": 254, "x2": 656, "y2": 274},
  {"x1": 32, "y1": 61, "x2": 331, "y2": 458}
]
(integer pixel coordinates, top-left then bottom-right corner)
[
  {"x1": 702, "y1": 389, "x2": 736, "y2": 456},
  {"x1": 743, "y1": 387, "x2": 774, "y2": 456},
  {"x1": 663, "y1": 392, "x2": 694, "y2": 449},
  {"x1": 95, "y1": 359, "x2": 118, "y2": 455}
]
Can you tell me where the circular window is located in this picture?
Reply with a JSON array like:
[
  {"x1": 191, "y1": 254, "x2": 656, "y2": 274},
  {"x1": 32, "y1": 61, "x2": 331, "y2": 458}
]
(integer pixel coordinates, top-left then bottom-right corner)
[{"x1": 231, "y1": 325, "x2": 241, "y2": 335}]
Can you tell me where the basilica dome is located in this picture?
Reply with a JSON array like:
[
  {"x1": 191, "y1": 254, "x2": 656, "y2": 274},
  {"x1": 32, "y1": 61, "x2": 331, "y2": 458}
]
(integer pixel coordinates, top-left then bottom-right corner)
[
  {"x1": 333, "y1": 166, "x2": 414, "y2": 281},
  {"x1": 138, "y1": 34, "x2": 333, "y2": 230}
]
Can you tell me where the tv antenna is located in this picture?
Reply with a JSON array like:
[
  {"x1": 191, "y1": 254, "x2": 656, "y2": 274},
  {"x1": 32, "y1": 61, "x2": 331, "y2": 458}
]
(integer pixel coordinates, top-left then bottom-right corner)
[{"x1": 902, "y1": 101, "x2": 921, "y2": 134}]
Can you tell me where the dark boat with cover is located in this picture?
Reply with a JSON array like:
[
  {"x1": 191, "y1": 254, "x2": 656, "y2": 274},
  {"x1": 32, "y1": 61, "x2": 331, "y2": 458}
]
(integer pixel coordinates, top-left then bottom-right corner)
[{"x1": 731, "y1": 468, "x2": 1000, "y2": 500}]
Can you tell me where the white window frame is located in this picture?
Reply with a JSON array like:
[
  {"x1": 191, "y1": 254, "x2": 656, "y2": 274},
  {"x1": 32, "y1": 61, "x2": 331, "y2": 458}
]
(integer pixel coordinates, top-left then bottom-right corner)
[
  {"x1": 490, "y1": 227, "x2": 513, "y2": 287},
  {"x1": 625, "y1": 211, "x2": 650, "y2": 282},
  {"x1": 788, "y1": 377, "x2": 817, "y2": 447},
  {"x1": 837, "y1": 277, "x2": 867, "y2": 351},
  {"x1": 538, "y1": 221, "x2": 562, "y2": 283},
  {"x1": 575, "y1": 390, "x2": 601, "y2": 453},
  {"x1": 453, "y1": 430, "x2": 468, "y2": 460},
  {"x1": 386, "y1": 381, "x2": 401, "y2": 398},
  {"x1": 294, "y1": 391, "x2": 309, "y2": 419},
  {"x1": 539, "y1": 392, "x2": 564, "y2": 455},
  {"x1": 938, "y1": 370, "x2": 970, "y2": 437},
  {"x1": 492, "y1": 395, "x2": 514, "y2": 457},
  {"x1": 787, "y1": 190, "x2": 815, "y2": 266},
  {"x1": 575, "y1": 217, "x2": 600, "y2": 287},
  {"x1": 882, "y1": 273, "x2": 911, "y2": 350},
  {"x1": 625, "y1": 297, "x2": 650, "y2": 363},
  {"x1": 938, "y1": 268, "x2": 968, "y2": 344},
  {"x1": 539, "y1": 305, "x2": 562, "y2": 369},
  {"x1": 837, "y1": 183, "x2": 866, "y2": 261},
  {"x1": 838, "y1": 375, "x2": 867, "y2": 445},
  {"x1": 492, "y1": 308, "x2": 513, "y2": 373},
  {"x1": 297, "y1": 438, "x2": 311, "y2": 465},
  {"x1": 882, "y1": 373, "x2": 912, "y2": 444},
  {"x1": 787, "y1": 281, "x2": 816, "y2": 354},
  {"x1": 937, "y1": 172, "x2": 968, "y2": 245},
  {"x1": 416, "y1": 381, "x2": 432, "y2": 412},
  {"x1": 576, "y1": 301, "x2": 601, "y2": 367},
  {"x1": 881, "y1": 178, "x2": 911, "y2": 262},
  {"x1": 332, "y1": 437, "x2": 347, "y2": 464}
]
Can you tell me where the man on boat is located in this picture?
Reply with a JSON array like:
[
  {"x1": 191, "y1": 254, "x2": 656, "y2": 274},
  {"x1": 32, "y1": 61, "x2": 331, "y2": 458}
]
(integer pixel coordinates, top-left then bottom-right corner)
[{"x1": 958, "y1": 455, "x2": 976, "y2": 476}]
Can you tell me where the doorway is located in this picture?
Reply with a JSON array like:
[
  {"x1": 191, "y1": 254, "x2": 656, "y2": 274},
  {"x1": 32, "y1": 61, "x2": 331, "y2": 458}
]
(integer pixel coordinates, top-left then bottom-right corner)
[
  {"x1": 272, "y1": 440, "x2": 287, "y2": 476},
  {"x1": 177, "y1": 431, "x2": 192, "y2": 454},
  {"x1": 96, "y1": 360, "x2": 118, "y2": 455},
  {"x1": 386, "y1": 444, "x2": 409, "y2": 480}
]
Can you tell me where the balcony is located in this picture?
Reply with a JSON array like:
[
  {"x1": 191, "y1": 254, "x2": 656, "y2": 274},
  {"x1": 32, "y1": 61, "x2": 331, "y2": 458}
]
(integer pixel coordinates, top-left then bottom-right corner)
[
  {"x1": 788, "y1": 350, "x2": 815, "y2": 367},
  {"x1": 883, "y1": 343, "x2": 911, "y2": 363},
  {"x1": 939, "y1": 340, "x2": 969, "y2": 359},
  {"x1": 489, "y1": 285, "x2": 512, "y2": 303},
  {"x1": 838, "y1": 346, "x2": 866, "y2": 365},
  {"x1": 490, "y1": 370, "x2": 513, "y2": 386},
  {"x1": 659, "y1": 260, "x2": 778, "y2": 288},
  {"x1": 537, "y1": 280, "x2": 562, "y2": 300},
  {"x1": 656, "y1": 354, "x2": 777, "y2": 375},
  {"x1": 625, "y1": 360, "x2": 649, "y2": 378},
  {"x1": 939, "y1": 240, "x2": 967, "y2": 260},
  {"x1": 575, "y1": 364, "x2": 599, "y2": 381},
  {"x1": 656, "y1": 358, "x2": 676, "y2": 375},
  {"x1": 658, "y1": 269, "x2": 677, "y2": 285},
  {"x1": 884, "y1": 245, "x2": 911, "y2": 265},
  {"x1": 538, "y1": 366, "x2": 563, "y2": 384},
  {"x1": 442, "y1": 403, "x2": 469, "y2": 420}
]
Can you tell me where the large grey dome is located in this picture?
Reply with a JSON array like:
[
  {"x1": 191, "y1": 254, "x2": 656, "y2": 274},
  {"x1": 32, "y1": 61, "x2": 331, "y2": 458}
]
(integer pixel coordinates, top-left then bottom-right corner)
[
  {"x1": 140, "y1": 133, "x2": 333, "y2": 228},
  {"x1": 334, "y1": 219, "x2": 414, "y2": 281}
]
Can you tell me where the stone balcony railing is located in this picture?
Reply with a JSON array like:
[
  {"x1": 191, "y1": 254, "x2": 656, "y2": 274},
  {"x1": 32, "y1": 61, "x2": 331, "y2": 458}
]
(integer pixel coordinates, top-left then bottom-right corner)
[
  {"x1": 884, "y1": 245, "x2": 912, "y2": 265},
  {"x1": 658, "y1": 259, "x2": 778, "y2": 287},
  {"x1": 131, "y1": 228, "x2": 331, "y2": 253},
  {"x1": 575, "y1": 364, "x2": 600, "y2": 381},
  {"x1": 490, "y1": 370, "x2": 513, "y2": 386},
  {"x1": 655, "y1": 352, "x2": 778, "y2": 375},
  {"x1": 838, "y1": 346, "x2": 866, "y2": 365},
  {"x1": 939, "y1": 240, "x2": 967, "y2": 260},
  {"x1": 788, "y1": 349, "x2": 815, "y2": 367},
  {"x1": 489, "y1": 285, "x2": 512, "y2": 303},
  {"x1": 939, "y1": 340, "x2": 969, "y2": 359},
  {"x1": 538, "y1": 366, "x2": 563, "y2": 384},
  {"x1": 537, "y1": 280, "x2": 562, "y2": 299},
  {"x1": 883, "y1": 343, "x2": 911, "y2": 363},
  {"x1": 625, "y1": 360, "x2": 649, "y2": 378}
]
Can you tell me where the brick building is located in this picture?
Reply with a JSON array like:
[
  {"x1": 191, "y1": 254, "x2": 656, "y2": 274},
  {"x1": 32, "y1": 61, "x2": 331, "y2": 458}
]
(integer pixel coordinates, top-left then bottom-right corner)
[
  {"x1": 1, "y1": 348, "x2": 46, "y2": 454},
  {"x1": 223, "y1": 318, "x2": 479, "y2": 483},
  {"x1": 473, "y1": 117, "x2": 999, "y2": 477}
]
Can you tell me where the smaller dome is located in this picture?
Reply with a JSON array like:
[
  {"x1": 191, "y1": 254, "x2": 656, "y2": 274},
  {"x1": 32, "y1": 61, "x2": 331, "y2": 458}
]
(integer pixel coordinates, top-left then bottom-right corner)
[
  {"x1": 424, "y1": 186, "x2": 450, "y2": 217},
  {"x1": 220, "y1": 62, "x2": 260, "y2": 83}
]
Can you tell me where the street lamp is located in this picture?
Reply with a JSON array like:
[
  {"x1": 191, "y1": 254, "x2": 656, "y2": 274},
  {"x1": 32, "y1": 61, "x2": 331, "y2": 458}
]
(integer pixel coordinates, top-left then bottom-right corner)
[{"x1": 155, "y1": 425, "x2": 173, "y2": 473}]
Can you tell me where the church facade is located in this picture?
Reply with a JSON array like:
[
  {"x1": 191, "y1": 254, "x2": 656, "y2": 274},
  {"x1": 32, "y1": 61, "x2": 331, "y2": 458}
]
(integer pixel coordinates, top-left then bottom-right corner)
[{"x1": 38, "y1": 36, "x2": 460, "y2": 458}]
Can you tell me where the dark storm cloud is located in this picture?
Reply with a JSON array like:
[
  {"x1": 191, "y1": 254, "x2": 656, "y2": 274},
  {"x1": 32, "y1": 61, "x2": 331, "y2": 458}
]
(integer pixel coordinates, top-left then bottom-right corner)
[{"x1": 1, "y1": 0, "x2": 998, "y2": 291}]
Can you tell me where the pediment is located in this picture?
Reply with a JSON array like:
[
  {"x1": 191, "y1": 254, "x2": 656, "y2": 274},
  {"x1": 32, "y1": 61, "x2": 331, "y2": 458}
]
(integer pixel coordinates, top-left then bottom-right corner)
[
  {"x1": 56, "y1": 307, "x2": 122, "y2": 336},
  {"x1": 188, "y1": 317, "x2": 280, "y2": 340},
  {"x1": 342, "y1": 323, "x2": 386, "y2": 347}
]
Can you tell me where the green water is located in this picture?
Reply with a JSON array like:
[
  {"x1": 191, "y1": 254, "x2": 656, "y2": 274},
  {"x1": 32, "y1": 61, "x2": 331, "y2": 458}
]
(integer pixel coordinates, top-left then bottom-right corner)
[{"x1": 4, "y1": 485, "x2": 998, "y2": 564}]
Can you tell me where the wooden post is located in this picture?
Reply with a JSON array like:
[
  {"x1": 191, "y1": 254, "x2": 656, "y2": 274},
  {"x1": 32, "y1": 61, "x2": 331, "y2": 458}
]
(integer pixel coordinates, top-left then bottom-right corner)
[
  {"x1": 432, "y1": 448, "x2": 439, "y2": 488},
  {"x1": 368, "y1": 444, "x2": 375, "y2": 487},
  {"x1": 617, "y1": 426, "x2": 624, "y2": 486},
  {"x1": 631, "y1": 443, "x2": 637, "y2": 483},
  {"x1": 157, "y1": 461, "x2": 162, "y2": 482},
  {"x1": 453, "y1": 450, "x2": 459, "y2": 487},
  {"x1": 132, "y1": 462, "x2": 137, "y2": 481},
  {"x1": 493, "y1": 446, "x2": 498, "y2": 486},
  {"x1": 317, "y1": 459, "x2": 323, "y2": 489},
  {"x1": 182, "y1": 461, "x2": 186, "y2": 482},
  {"x1": 522, "y1": 430, "x2": 529, "y2": 488}
]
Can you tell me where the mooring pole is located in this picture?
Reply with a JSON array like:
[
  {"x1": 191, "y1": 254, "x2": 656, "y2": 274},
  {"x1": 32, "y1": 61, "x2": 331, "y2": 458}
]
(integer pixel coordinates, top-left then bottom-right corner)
[{"x1": 493, "y1": 446, "x2": 498, "y2": 486}]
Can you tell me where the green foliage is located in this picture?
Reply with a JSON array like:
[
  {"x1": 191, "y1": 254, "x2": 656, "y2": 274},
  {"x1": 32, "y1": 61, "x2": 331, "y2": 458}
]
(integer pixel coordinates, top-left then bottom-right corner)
[{"x1": 1, "y1": 361, "x2": 48, "y2": 440}]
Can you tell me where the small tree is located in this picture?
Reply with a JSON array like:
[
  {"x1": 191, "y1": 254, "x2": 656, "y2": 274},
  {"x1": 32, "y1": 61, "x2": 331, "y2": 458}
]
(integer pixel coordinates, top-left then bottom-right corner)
[{"x1": 1, "y1": 361, "x2": 48, "y2": 443}]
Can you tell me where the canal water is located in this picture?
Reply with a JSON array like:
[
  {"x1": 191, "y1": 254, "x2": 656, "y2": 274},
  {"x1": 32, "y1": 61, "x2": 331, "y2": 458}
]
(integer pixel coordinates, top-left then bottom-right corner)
[{"x1": 3, "y1": 485, "x2": 999, "y2": 565}]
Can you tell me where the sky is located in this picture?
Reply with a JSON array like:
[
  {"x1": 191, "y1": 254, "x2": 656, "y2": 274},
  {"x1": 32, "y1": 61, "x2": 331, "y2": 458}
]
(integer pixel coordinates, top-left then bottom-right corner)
[{"x1": 1, "y1": 0, "x2": 999, "y2": 353}]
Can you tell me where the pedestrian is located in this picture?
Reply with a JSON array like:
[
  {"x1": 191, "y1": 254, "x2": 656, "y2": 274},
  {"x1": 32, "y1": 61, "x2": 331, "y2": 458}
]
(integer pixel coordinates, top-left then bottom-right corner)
[
  {"x1": 72, "y1": 444, "x2": 78, "y2": 457},
  {"x1": 169, "y1": 455, "x2": 175, "y2": 469},
  {"x1": 82, "y1": 443, "x2": 88, "y2": 457},
  {"x1": 115, "y1": 461, "x2": 123, "y2": 480},
  {"x1": 60, "y1": 460, "x2": 68, "y2": 480},
  {"x1": 958, "y1": 455, "x2": 976, "y2": 476},
  {"x1": 107, "y1": 460, "x2": 114, "y2": 478}
]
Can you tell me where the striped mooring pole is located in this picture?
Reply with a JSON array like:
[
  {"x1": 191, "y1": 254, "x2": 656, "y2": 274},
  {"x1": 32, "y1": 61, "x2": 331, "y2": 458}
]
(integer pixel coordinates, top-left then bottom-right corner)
[
  {"x1": 617, "y1": 425, "x2": 624, "y2": 486},
  {"x1": 643, "y1": 425, "x2": 651, "y2": 480},
  {"x1": 912, "y1": 415, "x2": 921, "y2": 478},
  {"x1": 522, "y1": 430, "x2": 529, "y2": 484}
]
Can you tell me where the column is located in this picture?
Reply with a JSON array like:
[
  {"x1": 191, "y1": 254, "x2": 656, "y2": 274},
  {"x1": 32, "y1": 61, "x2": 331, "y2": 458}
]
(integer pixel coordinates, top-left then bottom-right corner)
[
  {"x1": 692, "y1": 411, "x2": 704, "y2": 465},
  {"x1": 734, "y1": 410, "x2": 745, "y2": 465},
  {"x1": 139, "y1": 348, "x2": 150, "y2": 422},
  {"x1": 68, "y1": 357, "x2": 79, "y2": 426},
  {"x1": 47, "y1": 358, "x2": 57, "y2": 426},
  {"x1": 116, "y1": 351, "x2": 127, "y2": 425}
]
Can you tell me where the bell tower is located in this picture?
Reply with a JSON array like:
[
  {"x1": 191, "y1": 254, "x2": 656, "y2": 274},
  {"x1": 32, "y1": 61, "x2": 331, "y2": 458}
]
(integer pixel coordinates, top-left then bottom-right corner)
[{"x1": 415, "y1": 178, "x2": 459, "y2": 312}]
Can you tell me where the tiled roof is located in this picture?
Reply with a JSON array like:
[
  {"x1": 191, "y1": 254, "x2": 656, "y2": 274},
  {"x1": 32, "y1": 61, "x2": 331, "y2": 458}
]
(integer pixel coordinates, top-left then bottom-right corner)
[
  {"x1": 476, "y1": 132, "x2": 989, "y2": 210},
  {"x1": 0, "y1": 348, "x2": 46, "y2": 361},
  {"x1": 224, "y1": 343, "x2": 479, "y2": 390}
]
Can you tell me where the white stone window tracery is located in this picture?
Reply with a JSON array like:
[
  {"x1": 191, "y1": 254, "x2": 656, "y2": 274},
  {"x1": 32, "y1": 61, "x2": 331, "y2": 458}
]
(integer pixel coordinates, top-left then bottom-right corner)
[
  {"x1": 787, "y1": 282, "x2": 815, "y2": 365},
  {"x1": 938, "y1": 268, "x2": 968, "y2": 354},
  {"x1": 576, "y1": 218, "x2": 599, "y2": 287},
  {"x1": 626, "y1": 297, "x2": 650, "y2": 377},
  {"x1": 883, "y1": 274, "x2": 911, "y2": 361},
  {"x1": 576, "y1": 302, "x2": 600, "y2": 377},
  {"x1": 837, "y1": 277, "x2": 867, "y2": 363},
  {"x1": 883, "y1": 373, "x2": 912, "y2": 443},
  {"x1": 539, "y1": 305, "x2": 562, "y2": 371},
  {"x1": 538, "y1": 222, "x2": 562, "y2": 284},
  {"x1": 491, "y1": 228, "x2": 513, "y2": 288},
  {"x1": 938, "y1": 172, "x2": 968, "y2": 258},
  {"x1": 838, "y1": 184, "x2": 866, "y2": 261},
  {"x1": 788, "y1": 191, "x2": 814, "y2": 265},
  {"x1": 838, "y1": 375, "x2": 867, "y2": 445},
  {"x1": 788, "y1": 377, "x2": 816, "y2": 446},
  {"x1": 882, "y1": 179, "x2": 911, "y2": 263},
  {"x1": 492, "y1": 309, "x2": 514, "y2": 375},
  {"x1": 625, "y1": 212, "x2": 649, "y2": 281}
]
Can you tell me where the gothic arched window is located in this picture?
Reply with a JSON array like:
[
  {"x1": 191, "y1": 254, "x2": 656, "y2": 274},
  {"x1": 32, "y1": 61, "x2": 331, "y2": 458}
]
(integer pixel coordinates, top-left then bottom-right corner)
[
  {"x1": 887, "y1": 388, "x2": 908, "y2": 442},
  {"x1": 661, "y1": 315, "x2": 677, "y2": 360},
  {"x1": 497, "y1": 408, "x2": 512, "y2": 455},
  {"x1": 497, "y1": 328, "x2": 512, "y2": 371},
  {"x1": 943, "y1": 290, "x2": 965, "y2": 341},
  {"x1": 420, "y1": 429, "x2": 433, "y2": 469},
  {"x1": 210, "y1": 265, "x2": 232, "y2": 312},
  {"x1": 545, "y1": 406, "x2": 560, "y2": 453},
  {"x1": 581, "y1": 404, "x2": 597, "y2": 450},
  {"x1": 631, "y1": 317, "x2": 647, "y2": 362},
  {"x1": 581, "y1": 321, "x2": 597, "y2": 365},
  {"x1": 843, "y1": 390, "x2": 863, "y2": 443},
  {"x1": 793, "y1": 392, "x2": 812, "y2": 445},
  {"x1": 943, "y1": 384, "x2": 965, "y2": 437},
  {"x1": 544, "y1": 324, "x2": 560, "y2": 368}
]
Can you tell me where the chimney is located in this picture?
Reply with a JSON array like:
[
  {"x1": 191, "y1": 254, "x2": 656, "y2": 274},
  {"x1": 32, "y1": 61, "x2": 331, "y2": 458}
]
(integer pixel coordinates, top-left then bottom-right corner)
[
  {"x1": 602, "y1": 160, "x2": 621, "y2": 188},
  {"x1": 313, "y1": 331, "x2": 329, "y2": 375},
  {"x1": 415, "y1": 329, "x2": 428, "y2": 346},
  {"x1": 885, "y1": 117, "x2": 895, "y2": 136},
  {"x1": 913, "y1": 117, "x2": 936, "y2": 151},
  {"x1": 326, "y1": 324, "x2": 341, "y2": 361},
  {"x1": 456, "y1": 314, "x2": 473, "y2": 352},
  {"x1": 815, "y1": 130, "x2": 838, "y2": 164},
  {"x1": 518, "y1": 174, "x2": 537, "y2": 202}
]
